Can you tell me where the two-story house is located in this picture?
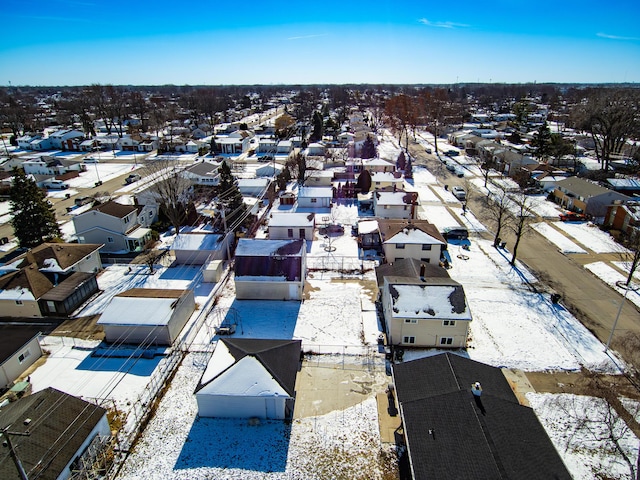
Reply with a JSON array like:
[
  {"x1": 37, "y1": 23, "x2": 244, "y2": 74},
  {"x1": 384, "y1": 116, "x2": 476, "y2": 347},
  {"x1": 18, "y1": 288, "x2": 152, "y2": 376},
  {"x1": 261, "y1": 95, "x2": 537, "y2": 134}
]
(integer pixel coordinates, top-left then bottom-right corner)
[
  {"x1": 553, "y1": 176, "x2": 631, "y2": 221},
  {"x1": 378, "y1": 220, "x2": 447, "y2": 264},
  {"x1": 373, "y1": 188, "x2": 419, "y2": 219},
  {"x1": 381, "y1": 275, "x2": 472, "y2": 348},
  {"x1": 73, "y1": 201, "x2": 153, "y2": 253}
]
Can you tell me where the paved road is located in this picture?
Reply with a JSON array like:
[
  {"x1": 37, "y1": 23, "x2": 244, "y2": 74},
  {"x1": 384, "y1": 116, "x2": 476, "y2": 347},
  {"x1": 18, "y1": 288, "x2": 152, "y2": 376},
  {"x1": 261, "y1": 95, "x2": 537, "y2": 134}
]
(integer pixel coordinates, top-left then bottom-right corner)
[{"x1": 408, "y1": 139, "x2": 640, "y2": 365}]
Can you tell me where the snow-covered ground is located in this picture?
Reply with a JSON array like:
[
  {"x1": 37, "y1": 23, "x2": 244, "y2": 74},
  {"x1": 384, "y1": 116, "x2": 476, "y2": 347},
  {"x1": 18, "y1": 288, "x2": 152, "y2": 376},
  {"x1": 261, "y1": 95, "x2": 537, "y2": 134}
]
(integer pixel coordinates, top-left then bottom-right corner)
[
  {"x1": 0, "y1": 199, "x2": 12, "y2": 225},
  {"x1": 66, "y1": 163, "x2": 142, "y2": 189},
  {"x1": 118, "y1": 352, "x2": 393, "y2": 480},
  {"x1": 555, "y1": 221, "x2": 627, "y2": 254},
  {"x1": 585, "y1": 262, "x2": 640, "y2": 309},
  {"x1": 532, "y1": 222, "x2": 588, "y2": 254},
  {"x1": 528, "y1": 393, "x2": 640, "y2": 480}
]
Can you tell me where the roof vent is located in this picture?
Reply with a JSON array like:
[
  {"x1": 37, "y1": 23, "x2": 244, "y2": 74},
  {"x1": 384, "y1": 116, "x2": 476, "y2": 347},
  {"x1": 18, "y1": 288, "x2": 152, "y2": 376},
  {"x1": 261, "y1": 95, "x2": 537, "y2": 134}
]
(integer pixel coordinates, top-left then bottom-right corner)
[
  {"x1": 23, "y1": 418, "x2": 32, "y2": 426},
  {"x1": 471, "y1": 382, "x2": 482, "y2": 397}
]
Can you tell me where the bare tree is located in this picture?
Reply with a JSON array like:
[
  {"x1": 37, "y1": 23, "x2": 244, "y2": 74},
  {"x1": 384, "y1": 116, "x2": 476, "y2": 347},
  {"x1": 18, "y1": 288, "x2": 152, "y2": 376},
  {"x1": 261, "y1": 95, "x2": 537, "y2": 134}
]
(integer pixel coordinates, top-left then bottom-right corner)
[
  {"x1": 142, "y1": 159, "x2": 193, "y2": 234},
  {"x1": 484, "y1": 186, "x2": 513, "y2": 247},
  {"x1": 571, "y1": 88, "x2": 640, "y2": 171},
  {"x1": 508, "y1": 193, "x2": 536, "y2": 266},
  {"x1": 551, "y1": 376, "x2": 640, "y2": 480},
  {"x1": 138, "y1": 239, "x2": 162, "y2": 274},
  {"x1": 619, "y1": 228, "x2": 640, "y2": 287}
]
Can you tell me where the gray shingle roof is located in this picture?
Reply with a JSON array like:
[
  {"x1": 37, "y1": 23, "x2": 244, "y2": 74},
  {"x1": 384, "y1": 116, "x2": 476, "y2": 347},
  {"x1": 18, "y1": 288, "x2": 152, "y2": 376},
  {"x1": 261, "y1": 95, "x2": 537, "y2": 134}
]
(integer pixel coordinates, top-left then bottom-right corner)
[
  {"x1": 0, "y1": 388, "x2": 107, "y2": 480},
  {"x1": 393, "y1": 353, "x2": 571, "y2": 480}
]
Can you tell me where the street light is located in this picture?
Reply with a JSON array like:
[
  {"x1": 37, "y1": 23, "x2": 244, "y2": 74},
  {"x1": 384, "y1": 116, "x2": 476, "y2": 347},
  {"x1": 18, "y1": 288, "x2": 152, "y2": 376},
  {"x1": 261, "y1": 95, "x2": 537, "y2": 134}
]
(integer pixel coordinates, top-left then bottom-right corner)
[{"x1": 605, "y1": 281, "x2": 638, "y2": 352}]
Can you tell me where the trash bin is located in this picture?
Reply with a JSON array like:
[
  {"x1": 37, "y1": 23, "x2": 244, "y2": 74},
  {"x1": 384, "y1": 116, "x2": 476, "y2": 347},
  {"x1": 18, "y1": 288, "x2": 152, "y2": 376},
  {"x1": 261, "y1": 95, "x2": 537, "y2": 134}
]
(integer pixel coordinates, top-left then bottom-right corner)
[
  {"x1": 551, "y1": 293, "x2": 561, "y2": 304},
  {"x1": 500, "y1": 241, "x2": 507, "y2": 249}
]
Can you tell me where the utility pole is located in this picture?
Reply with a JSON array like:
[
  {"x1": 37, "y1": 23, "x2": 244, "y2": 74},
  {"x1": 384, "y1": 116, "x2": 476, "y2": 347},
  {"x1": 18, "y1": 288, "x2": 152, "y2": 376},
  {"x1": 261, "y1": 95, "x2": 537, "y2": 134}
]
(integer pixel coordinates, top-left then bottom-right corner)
[
  {"x1": 219, "y1": 204, "x2": 232, "y2": 262},
  {"x1": 2, "y1": 426, "x2": 31, "y2": 480}
]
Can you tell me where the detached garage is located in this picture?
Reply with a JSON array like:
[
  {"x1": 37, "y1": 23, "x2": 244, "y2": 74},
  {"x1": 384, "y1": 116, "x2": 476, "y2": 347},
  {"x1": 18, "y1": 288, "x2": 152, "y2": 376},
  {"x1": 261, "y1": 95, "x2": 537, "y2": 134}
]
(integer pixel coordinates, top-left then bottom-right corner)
[
  {"x1": 97, "y1": 288, "x2": 195, "y2": 345},
  {"x1": 195, "y1": 338, "x2": 301, "y2": 419}
]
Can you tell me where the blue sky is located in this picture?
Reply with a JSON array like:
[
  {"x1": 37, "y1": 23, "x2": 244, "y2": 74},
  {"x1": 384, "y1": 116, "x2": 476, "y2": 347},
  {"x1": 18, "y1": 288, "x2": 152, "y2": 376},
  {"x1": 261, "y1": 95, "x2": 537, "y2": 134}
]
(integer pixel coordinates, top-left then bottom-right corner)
[{"x1": 1, "y1": 0, "x2": 639, "y2": 85}]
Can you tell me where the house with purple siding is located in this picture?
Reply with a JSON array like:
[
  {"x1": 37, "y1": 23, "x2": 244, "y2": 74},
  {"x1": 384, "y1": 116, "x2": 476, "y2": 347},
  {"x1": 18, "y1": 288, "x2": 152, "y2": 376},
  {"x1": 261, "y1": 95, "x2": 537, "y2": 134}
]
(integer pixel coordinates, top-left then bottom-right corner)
[{"x1": 234, "y1": 239, "x2": 306, "y2": 301}]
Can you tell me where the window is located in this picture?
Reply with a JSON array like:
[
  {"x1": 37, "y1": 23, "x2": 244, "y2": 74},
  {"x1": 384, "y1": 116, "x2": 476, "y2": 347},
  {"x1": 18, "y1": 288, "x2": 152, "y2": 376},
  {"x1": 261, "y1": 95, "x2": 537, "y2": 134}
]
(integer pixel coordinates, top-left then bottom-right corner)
[
  {"x1": 15, "y1": 300, "x2": 23, "y2": 306},
  {"x1": 443, "y1": 320, "x2": 456, "y2": 327},
  {"x1": 404, "y1": 319, "x2": 417, "y2": 324},
  {"x1": 287, "y1": 228, "x2": 294, "y2": 238},
  {"x1": 18, "y1": 349, "x2": 31, "y2": 363},
  {"x1": 396, "y1": 243, "x2": 405, "y2": 249},
  {"x1": 421, "y1": 244, "x2": 432, "y2": 251},
  {"x1": 403, "y1": 336, "x2": 416, "y2": 344},
  {"x1": 440, "y1": 337, "x2": 454, "y2": 346},
  {"x1": 310, "y1": 198, "x2": 317, "y2": 203},
  {"x1": 420, "y1": 258, "x2": 431, "y2": 263},
  {"x1": 107, "y1": 236, "x2": 114, "y2": 243}
]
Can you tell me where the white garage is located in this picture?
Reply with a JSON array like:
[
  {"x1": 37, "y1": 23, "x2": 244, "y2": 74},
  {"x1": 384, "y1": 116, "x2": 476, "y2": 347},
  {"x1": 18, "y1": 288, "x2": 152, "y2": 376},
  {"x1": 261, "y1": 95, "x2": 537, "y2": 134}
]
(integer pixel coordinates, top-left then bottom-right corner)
[
  {"x1": 97, "y1": 288, "x2": 195, "y2": 346},
  {"x1": 195, "y1": 338, "x2": 301, "y2": 419}
]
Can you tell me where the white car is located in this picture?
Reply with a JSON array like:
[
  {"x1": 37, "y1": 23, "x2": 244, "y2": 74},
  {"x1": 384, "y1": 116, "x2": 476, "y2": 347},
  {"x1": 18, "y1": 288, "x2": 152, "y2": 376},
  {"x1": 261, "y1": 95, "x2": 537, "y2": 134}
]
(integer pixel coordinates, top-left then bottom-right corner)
[{"x1": 452, "y1": 186, "x2": 466, "y2": 201}]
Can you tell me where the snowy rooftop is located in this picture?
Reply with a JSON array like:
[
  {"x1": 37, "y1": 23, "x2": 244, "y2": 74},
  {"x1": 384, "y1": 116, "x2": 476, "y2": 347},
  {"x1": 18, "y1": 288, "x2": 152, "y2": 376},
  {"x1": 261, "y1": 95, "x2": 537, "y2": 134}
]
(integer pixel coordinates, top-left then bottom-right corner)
[
  {"x1": 389, "y1": 282, "x2": 471, "y2": 320},
  {"x1": 171, "y1": 233, "x2": 222, "y2": 251},
  {"x1": 268, "y1": 212, "x2": 315, "y2": 227},
  {"x1": 96, "y1": 297, "x2": 178, "y2": 327},
  {"x1": 198, "y1": 356, "x2": 288, "y2": 397},
  {"x1": 375, "y1": 191, "x2": 410, "y2": 205},
  {"x1": 385, "y1": 227, "x2": 445, "y2": 245},
  {"x1": 236, "y1": 238, "x2": 304, "y2": 257}
]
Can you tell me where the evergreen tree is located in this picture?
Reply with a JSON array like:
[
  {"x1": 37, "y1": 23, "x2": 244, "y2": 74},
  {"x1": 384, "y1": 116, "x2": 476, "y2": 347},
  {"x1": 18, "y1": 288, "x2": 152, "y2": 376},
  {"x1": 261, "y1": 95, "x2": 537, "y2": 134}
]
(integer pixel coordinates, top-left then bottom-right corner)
[
  {"x1": 311, "y1": 110, "x2": 324, "y2": 142},
  {"x1": 532, "y1": 121, "x2": 552, "y2": 161},
  {"x1": 217, "y1": 162, "x2": 247, "y2": 231},
  {"x1": 361, "y1": 134, "x2": 377, "y2": 159},
  {"x1": 10, "y1": 169, "x2": 61, "y2": 248},
  {"x1": 355, "y1": 169, "x2": 372, "y2": 194}
]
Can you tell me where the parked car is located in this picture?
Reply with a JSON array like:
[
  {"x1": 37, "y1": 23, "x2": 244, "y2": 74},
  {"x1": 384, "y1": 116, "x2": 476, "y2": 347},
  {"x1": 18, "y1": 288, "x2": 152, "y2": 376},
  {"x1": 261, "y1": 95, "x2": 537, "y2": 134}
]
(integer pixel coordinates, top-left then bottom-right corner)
[
  {"x1": 84, "y1": 157, "x2": 99, "y2": 163},
  {"x1": 442, "y1": 227, "x2": 469, "y2": 240},
  {"x1": 454, "y1": 167, "x2": 465, "y2": 178},
  {"x1": 446, "y1": 162, "x2": 456, "y2": 172},
  {"x1": 559, "y1": 212, "x2": 586, "y2": 222},
  {"x1": 47, "y1": 180, "x2": 69, "y2": 190},
  {"x1": 452, "y1": 186, "x2": 466, "y2": 201},
  {"x1": 74, "y1": 196, "x2": 93, "y2": 207},
  {"x1": 125, "y1": 173, "x2": 141, "y2": 184},
  {"x1": 445, "y1": 149, "x2": 459, "y2": 156},
  {"x1": 425, "y1": 147, "x2": 432, "y2": 154}
]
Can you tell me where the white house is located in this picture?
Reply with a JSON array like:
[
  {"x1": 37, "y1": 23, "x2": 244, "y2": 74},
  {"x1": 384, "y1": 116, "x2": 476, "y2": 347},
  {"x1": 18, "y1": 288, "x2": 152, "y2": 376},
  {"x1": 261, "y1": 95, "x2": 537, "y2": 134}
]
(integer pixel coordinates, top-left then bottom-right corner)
[
  {"x1": 195, "y1": 338, "x2": 301, "y2": 419},
  {"x1": 268, "y1": 212, "x2": 315, "y2": 240},
  {"x1": 364, "y1": 158, "x2": 395, "y2": 173},
  {"x1": 277, "y1": 140, "x2": 293, "y2": 154},
  {"x1": 373, "y1": 189, "x2": 419, "y2": 219},
  {"x1": 98, "y1": 288, "x2": 196, "y2": 345},
  {"x1": 183, "y1": 161, "x2": 221, "y2": 186},
  {"x1": 0, "y1": 325, "x2": 43, "y2": 388},
  {"x1": 307, "y1": 142, "x2": 326, "y2": 156},
  {"x1": 297, "y1": 186, "x2": 333, "y2": 209},
  {"x1": 0, "y1": 388, "x2": 111, "y2": 480},
  {"x1": 17, "y1": 133, "x2": 42, "y2": 149},
  {"x1": 306, "y1": 170, "x2": 334, "y2": 187},
  {"x1": 48, "y1": 129, "x2": 85, "y2": 150},
  {"x1": 234, "y1": 238, "x2": 306, "y2": 301},
  {"x1": 381, "y1": 276, "x2": 472, "y2": 348}
]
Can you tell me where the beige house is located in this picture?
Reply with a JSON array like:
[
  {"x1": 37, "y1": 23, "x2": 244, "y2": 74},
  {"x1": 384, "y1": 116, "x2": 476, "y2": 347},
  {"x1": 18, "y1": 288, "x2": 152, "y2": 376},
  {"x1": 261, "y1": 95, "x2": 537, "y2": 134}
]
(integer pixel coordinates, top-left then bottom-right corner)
[
  {"x1": 378, "y1": 220, "x2": 447, "y2": 264},
  {"x1": 381, "y1": 276, "x2": 471, "y2": 348}
]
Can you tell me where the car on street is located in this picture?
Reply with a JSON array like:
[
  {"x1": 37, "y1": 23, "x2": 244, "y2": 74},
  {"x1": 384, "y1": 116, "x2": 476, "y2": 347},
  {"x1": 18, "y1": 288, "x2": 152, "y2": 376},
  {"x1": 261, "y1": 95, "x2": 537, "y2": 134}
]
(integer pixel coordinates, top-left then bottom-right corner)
[
  {"x1": 452, "y1": 186, "x2": 466, "y2": 201},
  {"x1": 442, "y1": 226, "x2": 469, "y2": 240},
  {"x1": 446, "y1": 162, "x2": 456, "y2": 172},
  {"x1": 84, "y1": 157, "x2": 99, "y2": 163},
  {"x1": 125, "y1": 174, "x2": 141, "y2": 184},
  {"x1": 559, "y1": 212, "x2": 586, "y2": 222}
]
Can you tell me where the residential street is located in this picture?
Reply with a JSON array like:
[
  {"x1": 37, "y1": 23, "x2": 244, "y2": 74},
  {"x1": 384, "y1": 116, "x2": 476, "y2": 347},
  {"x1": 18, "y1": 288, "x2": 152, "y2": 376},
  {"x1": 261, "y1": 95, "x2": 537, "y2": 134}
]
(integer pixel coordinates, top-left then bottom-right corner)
[{"x1": 409, "y1": 141, "x2": 640, "y2": 368}]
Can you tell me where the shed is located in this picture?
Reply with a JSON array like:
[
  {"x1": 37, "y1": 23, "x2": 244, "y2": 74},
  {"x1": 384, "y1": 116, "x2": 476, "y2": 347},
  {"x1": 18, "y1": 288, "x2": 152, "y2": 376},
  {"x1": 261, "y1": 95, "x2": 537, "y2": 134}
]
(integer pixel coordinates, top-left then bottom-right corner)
[
  {"x1": 97, "y1": 288, "x2": 195, "y2": 345},
  {"x1": 195, "y1": 338, "x2": 302, "y2": 419}
]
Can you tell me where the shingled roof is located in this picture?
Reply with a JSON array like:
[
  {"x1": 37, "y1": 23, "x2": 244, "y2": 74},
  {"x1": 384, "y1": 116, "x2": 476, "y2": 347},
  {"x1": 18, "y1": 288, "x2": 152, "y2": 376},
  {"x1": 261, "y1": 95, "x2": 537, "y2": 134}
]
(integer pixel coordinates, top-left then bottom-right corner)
[
  {"x1": 16, "y1": 242, "x2": 102, "y2": 272},
  {"x1": 87, "y1": 200, "x2": 137, "y2": 218},
  {"x1": 195, "y1": 338, "x2": 302, "y2": 396},
  {"x1": 0, "y1": 263, "x2": 54, "y2": 299},
  {"x1": 393, "y1": 353, "x2": 571, "y2": 480},
  {"x1": 0, "y1": 388, "x2": 107, "y2": 480}
]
